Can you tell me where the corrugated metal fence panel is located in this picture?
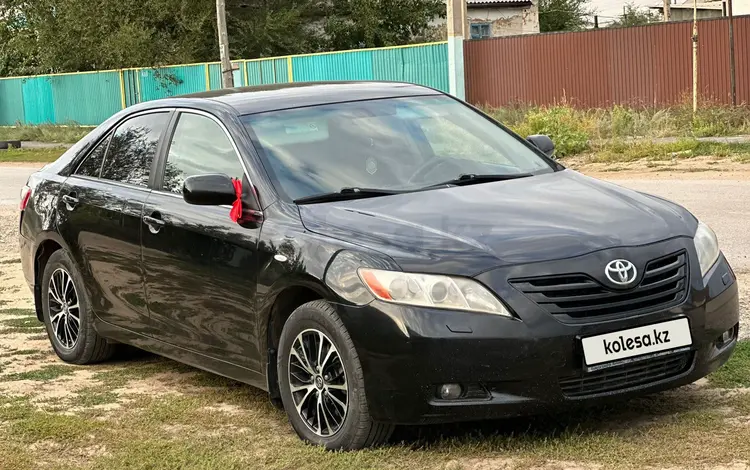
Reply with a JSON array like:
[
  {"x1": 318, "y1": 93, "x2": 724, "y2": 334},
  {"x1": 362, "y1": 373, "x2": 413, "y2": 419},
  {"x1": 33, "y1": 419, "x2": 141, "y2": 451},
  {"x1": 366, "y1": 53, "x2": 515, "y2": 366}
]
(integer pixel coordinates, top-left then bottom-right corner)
[
  {"x1": 372, "y1": 43, "x2": 449, "y2": 92},
  {"x1": 0, "y1": 78, "x2": 25, "y2": 125},
  {"x1": 208, "y1": 64, "x2": 222, "y2": 90},
  {"x1": 51, "y1": 71, "x2": 123, "y2": 125},
  {"x1": 232, "y1": 62, "x2": 245, "y2": 87},
  {"x1": 292, "y1": 51, "x2": 375, "y2": 82},
  {"x1": 274, "y1": 58, "x2": 291, "y2": 83},
  {"x1": 737, "y1": 15, "x2": 750, "y2": 104},
  {"x1": 139, "y1": 65, "x2": 208, "y2": 101},
  {"x1": 0, "y1": 42, "x2": 449, "y2": 125},
  {"x1": 123, "y1": 70, "x2": 140, "y2": 107},
  {"x1": 465, "y1": 16, "x2": 750, "y2": 107},
  {"x1": 22, "y1": 77, "x2": 55, "y2": 124}
]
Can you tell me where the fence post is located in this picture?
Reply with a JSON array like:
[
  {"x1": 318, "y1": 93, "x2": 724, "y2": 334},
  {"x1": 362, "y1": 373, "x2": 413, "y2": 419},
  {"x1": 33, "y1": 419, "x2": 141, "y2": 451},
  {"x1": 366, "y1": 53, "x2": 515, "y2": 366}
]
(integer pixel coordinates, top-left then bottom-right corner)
[
  {"x1": 287, "y1": 57, "x2": 294, "y2": 83},
  {"x1": 205, "y1": 63, "x2": 211, "y2": 91},
  {"x1": 119, "y1": 70, "x2": 127, "y2": 109},
  {"x1": 447, "y1": 0, "x2": 467, "y2": 100},
  {"x1": 136, "y1": 70, "x2": 142, "y2": 104}
]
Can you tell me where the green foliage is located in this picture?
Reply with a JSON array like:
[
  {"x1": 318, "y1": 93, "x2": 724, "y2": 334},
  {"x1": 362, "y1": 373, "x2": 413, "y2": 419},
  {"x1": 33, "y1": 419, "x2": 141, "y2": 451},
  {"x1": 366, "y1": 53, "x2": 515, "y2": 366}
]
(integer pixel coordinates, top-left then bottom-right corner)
[
  {"x1": 709, "y1": 341, "x2": 750, "y2": 388},
  {"x1": 324, "y1": 0, "x2": 445, "y2": 50},
  {"x1": 0, "y1": 124, "x2": 92, "y2": 143},
  {"x1": 610, "y1": 3, "x2": 662, "y2": 28},
  {"x1": 489, "y1": 102, "x2": 750, "y2": 157},
  {"x1": 0, "y1": 148, "x2": 64, "y2": 163},
  {"x1": 2, "y1": 365, "x2": 75, "y2": 382},
  {"x1": 509, "y1": 106, "x2": 591, "y2": 156},
  {"x1": 539, "y1": 0, "x2": 593, "y2": 32},
  {"x1": 0, "y1": 0, "x2": 445, "y2": 76},
  {"x1": 1, "y1": 0, "x2": 218, "y2": 75}
]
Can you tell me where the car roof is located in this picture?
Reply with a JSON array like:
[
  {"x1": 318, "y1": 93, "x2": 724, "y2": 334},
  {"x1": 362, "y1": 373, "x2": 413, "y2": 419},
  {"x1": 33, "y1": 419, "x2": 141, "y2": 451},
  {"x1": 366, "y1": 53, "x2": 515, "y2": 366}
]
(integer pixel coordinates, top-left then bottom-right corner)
[{"x1": 143, "y1": 81, "x2": 443, "y2": 116}]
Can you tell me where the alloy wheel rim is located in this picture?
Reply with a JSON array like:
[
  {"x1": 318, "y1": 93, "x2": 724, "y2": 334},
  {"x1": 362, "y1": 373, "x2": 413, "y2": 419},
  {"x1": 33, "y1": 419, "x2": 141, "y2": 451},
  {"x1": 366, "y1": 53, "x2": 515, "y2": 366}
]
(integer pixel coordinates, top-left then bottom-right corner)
[
  {"x1": 288, "y1": 328, "x2": 348, "y2": 437},
  {"x1": 47, "y1": 268, "x2": 80, "y2": 350}
]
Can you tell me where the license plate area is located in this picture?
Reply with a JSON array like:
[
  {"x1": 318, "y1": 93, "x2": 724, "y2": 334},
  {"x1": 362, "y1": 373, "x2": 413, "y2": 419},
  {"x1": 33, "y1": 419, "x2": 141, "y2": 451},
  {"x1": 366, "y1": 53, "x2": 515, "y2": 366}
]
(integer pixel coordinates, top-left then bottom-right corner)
[{"x1": 581, "y1": 318, "x2": 692, "y2": 369}]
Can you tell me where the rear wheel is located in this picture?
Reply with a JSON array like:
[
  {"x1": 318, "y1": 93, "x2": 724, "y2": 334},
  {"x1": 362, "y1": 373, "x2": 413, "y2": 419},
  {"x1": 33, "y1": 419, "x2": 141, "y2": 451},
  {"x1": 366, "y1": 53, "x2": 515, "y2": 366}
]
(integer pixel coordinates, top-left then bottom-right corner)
[
  {"x1": 277, "y1": 300, "x2": 394, "y2": 450},
  {"x1": 41, "y1": 250, "x2": 116, "y2": 364}
]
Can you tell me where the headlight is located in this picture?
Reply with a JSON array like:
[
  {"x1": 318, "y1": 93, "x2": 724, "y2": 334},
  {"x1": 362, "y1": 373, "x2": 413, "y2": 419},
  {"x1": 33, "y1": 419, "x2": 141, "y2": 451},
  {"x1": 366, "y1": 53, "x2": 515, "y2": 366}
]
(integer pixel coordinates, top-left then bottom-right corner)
[
  {"x1": 358, "y1": 268, "x2": 512, "y2": 317},
  {"x1": 694, "y1": 221, "x2": 720, "y2": 277}
]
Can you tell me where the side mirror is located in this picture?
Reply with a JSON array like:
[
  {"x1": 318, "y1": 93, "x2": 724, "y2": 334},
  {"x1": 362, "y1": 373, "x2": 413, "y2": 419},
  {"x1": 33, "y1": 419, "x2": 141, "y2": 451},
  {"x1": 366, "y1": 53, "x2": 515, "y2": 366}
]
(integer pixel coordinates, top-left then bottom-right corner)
[
  {"x1": 526, "y1": 134, "x2": 556, "y2": 158},
  {"x1": 183, "y1": 174, "x2": 237, "y2": 206}
]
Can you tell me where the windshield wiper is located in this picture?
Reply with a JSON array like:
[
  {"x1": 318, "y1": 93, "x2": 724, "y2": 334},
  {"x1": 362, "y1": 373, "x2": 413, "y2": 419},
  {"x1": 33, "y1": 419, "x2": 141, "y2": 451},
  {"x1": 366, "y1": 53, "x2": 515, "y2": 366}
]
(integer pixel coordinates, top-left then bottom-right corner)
[
  {"x1": 294, "y1": 187, "x2": 406, "y2": 205},
  {"x1": 423, "y1": 173, "x2": 534, "y2": 189}
]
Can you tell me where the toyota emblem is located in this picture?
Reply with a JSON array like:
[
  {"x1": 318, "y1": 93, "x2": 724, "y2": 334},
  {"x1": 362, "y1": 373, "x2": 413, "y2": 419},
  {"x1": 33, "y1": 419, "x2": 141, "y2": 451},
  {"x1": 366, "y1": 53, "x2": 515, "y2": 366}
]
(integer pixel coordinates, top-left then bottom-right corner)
[{"x1": 605, "y1": 259, "x2": 638, "y2": 286}]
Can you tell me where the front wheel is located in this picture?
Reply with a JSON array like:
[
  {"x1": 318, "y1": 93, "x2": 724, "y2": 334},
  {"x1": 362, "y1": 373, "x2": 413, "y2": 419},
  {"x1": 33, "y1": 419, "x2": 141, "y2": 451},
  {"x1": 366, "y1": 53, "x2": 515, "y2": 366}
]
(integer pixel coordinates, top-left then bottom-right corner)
[{"x1": 277, "y1": 300, "x2": 394, "y2": 450}]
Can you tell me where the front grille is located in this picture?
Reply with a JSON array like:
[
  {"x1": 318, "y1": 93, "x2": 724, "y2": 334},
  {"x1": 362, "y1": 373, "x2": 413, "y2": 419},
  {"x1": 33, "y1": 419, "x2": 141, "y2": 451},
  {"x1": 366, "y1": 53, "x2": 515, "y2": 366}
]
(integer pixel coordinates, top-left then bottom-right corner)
[
  {"x1": 559, "y1": 352, "x2": 692, "y2": 398},
  {"x1": 510, "y1": 251, "x2": 688, "y2": 319}
]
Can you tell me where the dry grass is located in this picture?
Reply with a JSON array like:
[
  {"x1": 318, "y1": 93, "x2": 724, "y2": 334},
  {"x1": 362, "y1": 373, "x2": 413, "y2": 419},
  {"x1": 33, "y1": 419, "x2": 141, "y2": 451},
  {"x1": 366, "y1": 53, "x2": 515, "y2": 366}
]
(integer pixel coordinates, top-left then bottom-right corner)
[
  {"x1": 0, "y1": 124, "x2": 91, "y2": 144},
  {"x1": 0, "y1": 297, "x2": 749, "y2": 469},
  {"x1": 0, "y1": 148, "x2": 65, "y2": 163}
]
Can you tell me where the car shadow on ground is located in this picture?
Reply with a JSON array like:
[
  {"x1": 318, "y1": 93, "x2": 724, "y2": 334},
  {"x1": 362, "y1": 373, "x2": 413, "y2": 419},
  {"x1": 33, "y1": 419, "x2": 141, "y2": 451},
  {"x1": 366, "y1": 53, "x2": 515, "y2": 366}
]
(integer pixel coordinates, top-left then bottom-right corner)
[
  {"x1": 389, "y1": 387, "x2": 710, "y2": 448},
  {"x1": 96, "y1": 347, "x2": 717, "y2": 453}
]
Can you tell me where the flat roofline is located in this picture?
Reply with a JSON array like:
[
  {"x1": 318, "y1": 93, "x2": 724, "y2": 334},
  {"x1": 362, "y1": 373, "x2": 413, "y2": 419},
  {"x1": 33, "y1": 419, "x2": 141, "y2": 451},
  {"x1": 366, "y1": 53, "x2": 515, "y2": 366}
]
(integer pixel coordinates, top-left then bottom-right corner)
[{"x1": 649, "y1": 3, "x2": 723, "y2": 9}]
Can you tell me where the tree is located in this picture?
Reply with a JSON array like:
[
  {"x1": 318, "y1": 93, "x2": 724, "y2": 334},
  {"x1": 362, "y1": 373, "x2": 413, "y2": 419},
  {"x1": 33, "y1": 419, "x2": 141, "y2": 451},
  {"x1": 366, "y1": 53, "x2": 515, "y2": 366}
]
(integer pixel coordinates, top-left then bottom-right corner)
[
  {"x1": 538, "y1": 0, "x2": 593, "y2": 32},
  {"x1": 226, "y1": 0, "x2": 325, "y2": 59},
  {"x1": 1, "y1": 0, "x2": 218, "y2": 74},
  {"x1": 324, "y1": 0, "x2": 445, "y2": 50},
  {"x1": 609, "y1": 3, "x2": 662, "y2": 28},
  {"x1": 0, "y1": 0, "x2": 447, "y2": 76}
]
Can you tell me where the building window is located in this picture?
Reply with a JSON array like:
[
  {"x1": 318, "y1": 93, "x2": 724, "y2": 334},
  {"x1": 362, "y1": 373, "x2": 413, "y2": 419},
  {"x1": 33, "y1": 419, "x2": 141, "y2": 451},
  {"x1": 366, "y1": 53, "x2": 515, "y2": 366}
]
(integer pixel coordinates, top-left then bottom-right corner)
[{"x1": 470, "y1": 23, "x2": 491, "y2": 39}]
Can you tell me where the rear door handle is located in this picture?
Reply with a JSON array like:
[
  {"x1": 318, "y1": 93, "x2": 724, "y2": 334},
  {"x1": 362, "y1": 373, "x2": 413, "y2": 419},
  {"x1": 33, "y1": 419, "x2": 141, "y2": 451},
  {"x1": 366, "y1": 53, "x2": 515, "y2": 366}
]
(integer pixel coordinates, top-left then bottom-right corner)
[
  {"x1": 62, "y1": 194, "x2": 78, "y2": 211},
  {"x1": 143, "y1": 214, "x2": 165, "y2": 234}
]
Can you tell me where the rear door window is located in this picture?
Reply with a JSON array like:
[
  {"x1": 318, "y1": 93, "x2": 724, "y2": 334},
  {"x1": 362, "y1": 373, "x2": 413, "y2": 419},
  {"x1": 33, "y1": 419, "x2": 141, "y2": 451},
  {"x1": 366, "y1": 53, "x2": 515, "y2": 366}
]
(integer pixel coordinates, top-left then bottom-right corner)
[
  {"x1": 162, "y1": 113, "x2": 245, "y2": 194},
  {"x1": 74, "y1": 134, "x2": 111, "y2": 177},
  {"x1": 101, "y1": 112, "x2": 170, "y2": 187}
]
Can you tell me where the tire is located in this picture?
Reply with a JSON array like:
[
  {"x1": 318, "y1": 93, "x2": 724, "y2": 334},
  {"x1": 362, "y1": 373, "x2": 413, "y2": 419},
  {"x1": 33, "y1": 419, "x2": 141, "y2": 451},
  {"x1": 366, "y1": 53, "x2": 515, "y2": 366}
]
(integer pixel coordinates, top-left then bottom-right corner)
[
  {"x1": 277, "y1": 300, "x2": 394, "y2": 450},
  {"x1": 41, "y1": 250, "x2": 116, "y2": 364}
]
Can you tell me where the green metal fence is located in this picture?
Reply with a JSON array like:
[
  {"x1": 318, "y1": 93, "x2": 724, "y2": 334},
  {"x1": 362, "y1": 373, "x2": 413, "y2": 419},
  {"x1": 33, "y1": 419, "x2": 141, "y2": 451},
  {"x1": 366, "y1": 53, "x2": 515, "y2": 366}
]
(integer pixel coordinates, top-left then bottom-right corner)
[{"x1": 0, "y1": 42, "x2": 448, "y2": 126}]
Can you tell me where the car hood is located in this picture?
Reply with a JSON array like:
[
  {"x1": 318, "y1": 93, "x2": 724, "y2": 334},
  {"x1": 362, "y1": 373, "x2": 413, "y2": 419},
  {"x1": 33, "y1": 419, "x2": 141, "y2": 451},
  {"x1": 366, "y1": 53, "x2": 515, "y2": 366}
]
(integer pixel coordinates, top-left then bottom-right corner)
[{"x1": 298, "y1": 170, "x2": 696, "y2": 276}]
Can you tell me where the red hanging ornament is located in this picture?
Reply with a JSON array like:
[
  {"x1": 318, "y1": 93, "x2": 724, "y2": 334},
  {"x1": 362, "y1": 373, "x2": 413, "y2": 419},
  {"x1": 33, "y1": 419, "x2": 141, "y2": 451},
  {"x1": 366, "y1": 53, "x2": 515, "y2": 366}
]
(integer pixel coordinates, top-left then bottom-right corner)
[{"x1": 229, "y1": 178, "x2": 243, "y2": 222}]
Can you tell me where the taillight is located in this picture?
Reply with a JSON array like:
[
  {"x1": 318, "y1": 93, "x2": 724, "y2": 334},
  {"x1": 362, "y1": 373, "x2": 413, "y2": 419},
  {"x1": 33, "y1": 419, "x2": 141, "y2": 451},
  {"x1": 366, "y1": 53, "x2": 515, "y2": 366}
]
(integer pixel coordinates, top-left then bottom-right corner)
[{"x1": 19, "y1": 185, "x2": 31, "y2": 211}]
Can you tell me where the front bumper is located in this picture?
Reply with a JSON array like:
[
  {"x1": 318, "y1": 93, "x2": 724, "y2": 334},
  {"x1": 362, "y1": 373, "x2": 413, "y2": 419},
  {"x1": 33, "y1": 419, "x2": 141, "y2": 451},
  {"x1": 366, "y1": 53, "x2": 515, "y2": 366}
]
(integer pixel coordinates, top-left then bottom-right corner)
[{"x1": 336, "y1": 252, "x2": 739, "y2": 425}]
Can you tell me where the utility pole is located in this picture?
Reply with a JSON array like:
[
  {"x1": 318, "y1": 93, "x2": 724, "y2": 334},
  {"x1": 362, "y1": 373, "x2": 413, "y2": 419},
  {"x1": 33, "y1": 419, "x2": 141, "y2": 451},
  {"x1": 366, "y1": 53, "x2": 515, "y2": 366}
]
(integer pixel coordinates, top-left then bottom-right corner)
[
  {"x1": 663, "y1": 0, "x2": 671, "y2": 21},
  {"x1": 728, "y1": 0, "x2": 737, "y2": 106},
  {"x1": 447, "y1": 0, "x2": 467, "y2": 100},
  {"x1": 692, "y1": 0, "x2": 698, "y2": 113},
  {"x1": 594, "y1": 16, "x2": 599, "y2": 28},
  {"x1": 216, "y1": 0, "x2": 234, "y2": 89}
]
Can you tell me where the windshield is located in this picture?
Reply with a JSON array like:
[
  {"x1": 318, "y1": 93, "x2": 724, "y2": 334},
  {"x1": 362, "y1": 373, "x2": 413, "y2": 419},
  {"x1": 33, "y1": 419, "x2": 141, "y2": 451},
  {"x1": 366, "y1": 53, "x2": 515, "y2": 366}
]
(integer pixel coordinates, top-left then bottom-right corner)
[{"x1": 241, "y1": 95, "x2": 555, "y2": 201}]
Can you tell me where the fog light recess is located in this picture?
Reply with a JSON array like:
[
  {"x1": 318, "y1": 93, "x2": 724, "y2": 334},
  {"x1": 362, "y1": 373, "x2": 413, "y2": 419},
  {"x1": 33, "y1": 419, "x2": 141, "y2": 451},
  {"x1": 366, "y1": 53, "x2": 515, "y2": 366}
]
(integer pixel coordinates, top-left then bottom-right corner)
[
  {"x1": 716, "y1": 325, "x2": 738, "y2": 348},
  {"x1": 438, "y1": 383, "x2": 463, "y2": 400}
]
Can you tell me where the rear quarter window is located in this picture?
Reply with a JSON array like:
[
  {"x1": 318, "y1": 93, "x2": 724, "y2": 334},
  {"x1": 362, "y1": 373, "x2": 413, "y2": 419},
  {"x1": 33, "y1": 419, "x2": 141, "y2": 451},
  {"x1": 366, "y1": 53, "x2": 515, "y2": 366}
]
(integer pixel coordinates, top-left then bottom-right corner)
[{"x1": 74, "y1": 134, "x2": 111, "y2": 178}]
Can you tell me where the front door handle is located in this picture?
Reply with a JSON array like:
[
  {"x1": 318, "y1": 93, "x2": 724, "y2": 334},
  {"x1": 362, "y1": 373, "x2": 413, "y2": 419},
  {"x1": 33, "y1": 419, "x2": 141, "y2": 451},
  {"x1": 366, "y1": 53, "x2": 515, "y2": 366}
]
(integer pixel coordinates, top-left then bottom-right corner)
[
  {"x1": 143, "y1": 214, "x2": 165, "y2": 234},
  {"x1": 62, "y1": 194, "x2": 79, "y2": 211}
]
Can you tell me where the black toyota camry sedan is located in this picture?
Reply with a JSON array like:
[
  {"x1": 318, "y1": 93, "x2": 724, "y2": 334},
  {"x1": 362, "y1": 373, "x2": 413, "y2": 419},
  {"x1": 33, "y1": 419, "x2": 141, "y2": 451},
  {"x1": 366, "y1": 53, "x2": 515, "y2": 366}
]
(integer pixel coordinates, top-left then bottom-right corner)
[{"x1": 19, "y1": 82, "x2": 739, "y2": 450}]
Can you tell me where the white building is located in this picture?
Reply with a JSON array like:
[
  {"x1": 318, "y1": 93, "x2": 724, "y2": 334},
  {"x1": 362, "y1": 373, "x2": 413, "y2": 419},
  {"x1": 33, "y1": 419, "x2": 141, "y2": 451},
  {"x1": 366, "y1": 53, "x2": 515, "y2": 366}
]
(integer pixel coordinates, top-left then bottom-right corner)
[
  {"x1": 433, "y1": 0, "x2": 540, "y2": 39},
  {"x1": 648, "y1": 0, "x2": 750, "y2": 21},
  {"x1": 465, "y1": 0, "x2": 540, "y2": 38}
]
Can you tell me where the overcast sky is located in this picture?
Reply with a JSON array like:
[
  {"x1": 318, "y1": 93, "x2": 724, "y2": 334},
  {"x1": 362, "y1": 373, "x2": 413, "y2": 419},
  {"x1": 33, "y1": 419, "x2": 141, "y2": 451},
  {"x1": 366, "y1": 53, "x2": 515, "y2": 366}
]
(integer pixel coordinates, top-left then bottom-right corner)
[{"x1": 591, "y1": 0, "x2": 657, "y2": 21}]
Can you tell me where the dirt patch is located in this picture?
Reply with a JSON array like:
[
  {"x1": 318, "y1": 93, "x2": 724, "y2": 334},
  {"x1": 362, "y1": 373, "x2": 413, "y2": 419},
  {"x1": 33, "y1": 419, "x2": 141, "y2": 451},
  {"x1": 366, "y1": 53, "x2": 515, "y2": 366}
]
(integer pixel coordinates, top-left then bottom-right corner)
[
  {"x1": 202, "y1": 403, "x2": 246, "y2": 415},
  {"x1": 0, "y1": 332, "x2": 53, "y2": 359},
  {"x1": 0, "y1": 368, "x2": 100, "y2": 402},
  {"x1": 112, "y1": 372, "x2": 201, "y2": 398},
  {"x1": 569, "y1": 156, "x2": 750, "y2": 180},
  {"x1": 0, "y1": 207, "x2": 33, "y2": 310}
]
